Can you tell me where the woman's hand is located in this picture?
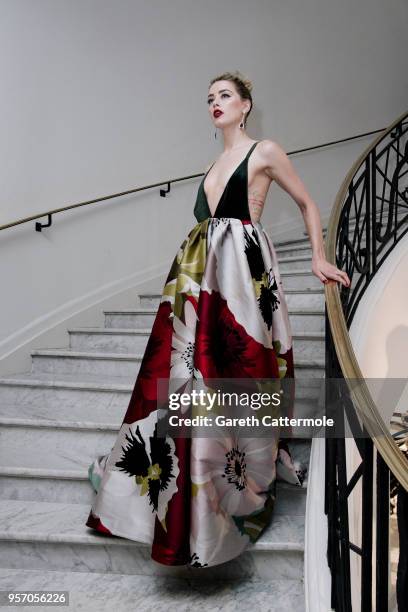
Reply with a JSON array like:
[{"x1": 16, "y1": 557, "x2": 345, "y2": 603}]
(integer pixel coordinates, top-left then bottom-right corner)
[{"x1": 311, "y1": 255, "x2": 350, "y2": 287}]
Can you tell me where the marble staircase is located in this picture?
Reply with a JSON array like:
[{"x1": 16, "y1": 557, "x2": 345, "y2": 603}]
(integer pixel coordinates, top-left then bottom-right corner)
[{"x1": 0, "y1": 231, "x2": 325, "y2": 611}]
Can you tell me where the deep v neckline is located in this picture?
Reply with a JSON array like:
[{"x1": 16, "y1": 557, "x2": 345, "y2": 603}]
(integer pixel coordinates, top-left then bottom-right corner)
[{"x1": 202, "y1": 141, "x2": 259, "y2": 218}]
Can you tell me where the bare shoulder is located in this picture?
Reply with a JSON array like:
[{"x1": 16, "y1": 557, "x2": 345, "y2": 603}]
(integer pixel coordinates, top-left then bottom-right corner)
[
  {"x1": 257, "y1": 139, "x2": 291, "y2": 177},
  {"x1": 257, "y1": 139, "x2": 288, "y2": 161}
]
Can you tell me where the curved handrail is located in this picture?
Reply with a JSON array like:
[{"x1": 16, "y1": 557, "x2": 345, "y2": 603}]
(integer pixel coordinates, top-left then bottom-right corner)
[
  {"x1": 324, "y1": 109, "x2": 408, "y2": 491},
  {"x1": 0, "y1": 127, "x2": 385, "y2": 233}
]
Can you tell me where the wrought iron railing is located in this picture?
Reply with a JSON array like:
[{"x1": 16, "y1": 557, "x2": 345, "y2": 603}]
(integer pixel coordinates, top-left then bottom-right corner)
[{"x1": 324, "y1": 110, "x2": 408, "y2": 611}]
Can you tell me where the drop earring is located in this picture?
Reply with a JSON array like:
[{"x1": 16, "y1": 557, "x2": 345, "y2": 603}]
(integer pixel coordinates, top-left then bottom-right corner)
[
  {"x1": 214, "y1": 128, "x2": 217, "y2": 139},
  {"x1": 239, "y1": 112, "x2": 246, "y2": 129}
]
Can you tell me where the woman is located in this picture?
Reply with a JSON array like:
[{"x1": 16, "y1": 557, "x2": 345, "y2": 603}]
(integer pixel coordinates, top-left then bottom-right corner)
[{"x1": 85, "y1": 71, "x2": 350, "y2": 568}]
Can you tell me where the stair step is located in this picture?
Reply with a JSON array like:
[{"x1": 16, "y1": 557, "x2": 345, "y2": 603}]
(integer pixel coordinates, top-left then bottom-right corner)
[
  {"x1": 0, "y1": 499, "x2": 305, "y2": 580},
  {"x1": 0, "y1": 384, "x2": 322, "y2": 427},
  {"x1": 292, "y1": 332, "x2": 324, "y2": 360},
  {"x1": 276, "y1": 243, "x2": 312, "y2": 257},
  {"x1": 0, "y1": 370, "x2": 133, "y2": 390},
  {"x1": 69, "y1": 327, "x2": 154, "y2": 353},
  {"x1": 0, "y1": 365, "x2": 323, "y2": 417},
  {"x1": 30, "y1": 348, "x2": 144, "y2": 377},
  {"x1": 275, "y1": 254, "x2": 312, "y2": 272},
  {"x1": 29, "y1": 345, "x2": 324, "y2": 377},
  {"x1": 289, "y1": 309, "x2": 326, "y2": 333},
  {"x1": 0, "y1": 412, "x2": 313, "y2": 472},
  {"x1": 274, "y1": 235, "x2": 323, "y2": 248},
  {"x1": 0, "y1": 224, "x2": 330, "y2": 607},
  {"x1": 302, "y1": 226, "x2": 327, "y2": 236},
  {"x1": 0, "y1": 567, "x2": 306, "y2": 611},
  {"x1": 0, "y1": 372, "x2": 131, "y2": 424},
  {"x1": 138, "y1": 288, "x2": 325, "y2": 311},
  {"x1": 68, "y1": 326, "x2": 324, "y2": 358},
  {"x1": 0, "y1": 421, "x2": 116, "y2": 472},
  {"x1": 108, "y1": 273, "x2": 324, "y2": 317},
  {"x1": 103, "y1": 306, "x2": 325, "y2": 332},
  {"x1": 0, "y1": 463, "x2": 308, "y2": 509},
  {"x1": 281, "y1": 270, "x2": 323, "y2": 290}
]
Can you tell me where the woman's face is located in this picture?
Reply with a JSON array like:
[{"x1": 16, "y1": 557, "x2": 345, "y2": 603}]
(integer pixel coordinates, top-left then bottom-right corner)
[{"x1": 207, "y1": 80, "x2": 249, "y2": 128}]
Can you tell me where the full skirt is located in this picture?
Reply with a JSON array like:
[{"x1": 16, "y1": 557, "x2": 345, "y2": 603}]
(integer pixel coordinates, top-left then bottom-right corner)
[{"x1": 85, "y1": 217, "x2": 307, "y2": 568}]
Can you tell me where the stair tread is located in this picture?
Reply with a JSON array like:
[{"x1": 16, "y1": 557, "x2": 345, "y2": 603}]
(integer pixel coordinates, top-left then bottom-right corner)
[
  {"x1": 0, "y1": 357, "x2": 324, "y2": 387},
  {"x1": 0, "y1": 407, "x2": 320, "y2": 436},
  {"x1": 276, "y1": 254, "x2": 312, "y2": 262},
  {"x1": 0, "y1": 393, "x2": 322, "y2": 437},
  {"x1": 0, "y1": 464, "x2": 309, "y2": 488},
  {"x1": 0, "y1": 352, "x2": 324, "y2": 384},
  {"x1": 69, "y1": 327, "x2": 154, "y2": 334},
  {"x1": 0, "y1": 227, "x2": 327, "y2": 603},
  {"x1": 276, "y1": 243, "x2": 312, "y2": 253},
  {"x1": 300, "y1": 288, "x2": 326, "y2": 294},
  {"x1": 104, "y1": 306, "x2": 325, "y2": 315},
  {"x1": 0, "y1": 568, "x2": 306, "y2": 610},
  {"x1": 68, "y1": 326, "x2": 325, "y2": 338},
  {"x1": 0, "y1": 466, "x2": 92, "y2": 479},
  {"x1": 31, "y1": 339, "x2": 325, "y2": 360},
  {"x1": 0, "y1": 499, "x2": 305, "y2": 550},
  {"x1": 273, "y1": 236, "x2": 320, "y2": 248},
  {"x1": 270, "y1": 268, "x2": 320, "y2": 277},
  {"x1": 0, "y1": 415, "x2": 120, "y2": 429},
  {"x1": 0, "y1": 370, "x2": 134, "y2": 389},
  {"x1": 139, "y1": 289, "x2": 324, "y2": 298},
  {"x1": 31, "y1": 348, "x2": 145, "y2": 359}
]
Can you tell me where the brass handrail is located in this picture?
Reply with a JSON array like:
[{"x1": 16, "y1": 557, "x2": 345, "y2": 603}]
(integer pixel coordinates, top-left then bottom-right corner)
[
  {"x1": 0, "y1": 127, "x2": 385, "y2": 233},
  {"x1": 324, "y1": 109, "x2": 408, "y2": 491}
]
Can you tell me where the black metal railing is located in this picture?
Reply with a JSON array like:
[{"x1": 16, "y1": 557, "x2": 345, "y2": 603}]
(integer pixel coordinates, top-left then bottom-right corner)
[
  {"x1": 337, "y1": 119, "x2": 408, "y2": 323},
  {"x1": 324, "y1": 111, "x2": 408, "y2": 611}
]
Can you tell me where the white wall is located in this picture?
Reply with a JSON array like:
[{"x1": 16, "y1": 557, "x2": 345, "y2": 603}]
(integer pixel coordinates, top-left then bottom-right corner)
[
  {"x1": 1, "y1": 0, "x2": 407, "y2": 367},
  {"x1": 1, "y1": 0, "x2": 407, "y2": 226},
  {"x1": 350, "y1": 230, "x2": 408, "y2": 422}
]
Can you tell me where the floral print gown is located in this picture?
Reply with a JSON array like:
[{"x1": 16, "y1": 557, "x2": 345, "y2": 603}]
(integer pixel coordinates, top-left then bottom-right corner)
[{"x1": 85, "y1": 141, "x2": 307, "y2": 567}]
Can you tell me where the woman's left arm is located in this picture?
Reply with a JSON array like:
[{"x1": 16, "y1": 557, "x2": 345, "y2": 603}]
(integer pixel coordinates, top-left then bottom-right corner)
[{"x1": 261, "y1": 140, "x2": 350, "y2": 288}]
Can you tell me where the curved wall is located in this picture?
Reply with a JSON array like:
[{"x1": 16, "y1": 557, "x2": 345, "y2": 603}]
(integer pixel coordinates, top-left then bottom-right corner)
[{"x1": 348, "y1": 227, "x2": 408, "y2": 612}]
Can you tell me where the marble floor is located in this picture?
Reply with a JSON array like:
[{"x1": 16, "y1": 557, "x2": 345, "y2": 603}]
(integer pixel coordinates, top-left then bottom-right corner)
[{"x1": 0, "y1": 568, "x2": 305, "y2": 612}]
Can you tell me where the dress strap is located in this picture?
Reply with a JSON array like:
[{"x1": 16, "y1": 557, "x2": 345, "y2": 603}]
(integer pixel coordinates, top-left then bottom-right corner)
[
  {"x1": 207, "y1": 140, "x2": 259, "y2": 173},
  {"x1": 245, "y1": 140, "x2": 259, "y2": 161}
]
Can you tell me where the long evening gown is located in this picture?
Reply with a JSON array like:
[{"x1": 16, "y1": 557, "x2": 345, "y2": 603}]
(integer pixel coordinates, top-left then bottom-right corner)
[{"x1": 85, "y1": 140, "x2": 307, "y2": 568}]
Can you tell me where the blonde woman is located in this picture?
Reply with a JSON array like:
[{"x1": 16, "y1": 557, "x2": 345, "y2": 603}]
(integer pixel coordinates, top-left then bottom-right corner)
[{"x1": 85, "y1": 71, "x2": 350, "y2": 568}]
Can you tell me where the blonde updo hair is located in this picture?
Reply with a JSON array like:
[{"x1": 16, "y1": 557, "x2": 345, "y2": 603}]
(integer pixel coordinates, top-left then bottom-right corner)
[{"x1": 209, "y1": 71, "x2": 253, "y2": 127}]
